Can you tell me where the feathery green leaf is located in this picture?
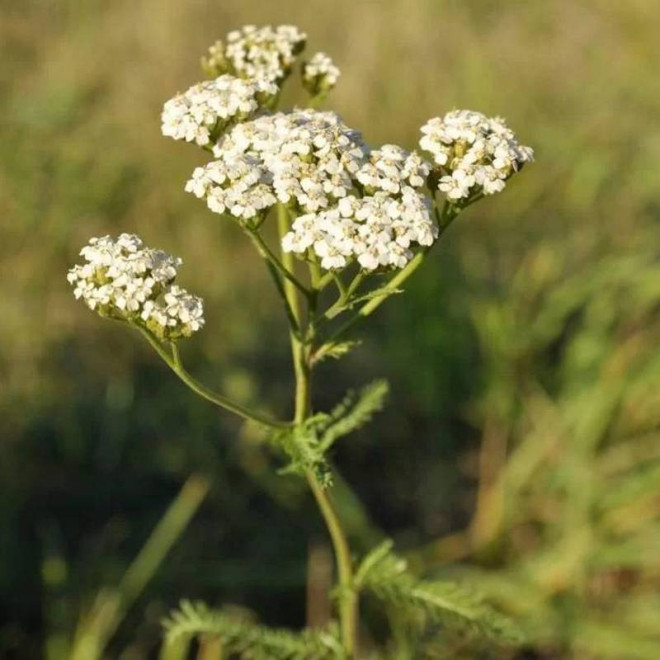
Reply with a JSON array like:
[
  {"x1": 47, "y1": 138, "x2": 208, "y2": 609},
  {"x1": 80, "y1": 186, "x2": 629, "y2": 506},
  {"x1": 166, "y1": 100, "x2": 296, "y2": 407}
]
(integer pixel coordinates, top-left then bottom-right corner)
[
  {"x1": 360, "y1": 546, "x2": 521, "y2": 644},
  {"x1": 319, "y1": 380, "x2": 389, "y2": 450},
  {"x1": 163, "y1": 600, "x2": 341, "y2": 659},
  {"x1": 270, "y1": 414, "x2": 333, "y2": 486},
  {"x1": 312, "y1": 340, "x2": 361, "y2": 364}
]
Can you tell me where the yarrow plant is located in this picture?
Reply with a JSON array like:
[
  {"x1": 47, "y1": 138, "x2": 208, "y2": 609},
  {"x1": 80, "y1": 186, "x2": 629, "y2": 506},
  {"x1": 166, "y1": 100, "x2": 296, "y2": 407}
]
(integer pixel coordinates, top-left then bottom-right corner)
[{"x1": 69, "y1": 24, "x2": 533, "y2": 658}]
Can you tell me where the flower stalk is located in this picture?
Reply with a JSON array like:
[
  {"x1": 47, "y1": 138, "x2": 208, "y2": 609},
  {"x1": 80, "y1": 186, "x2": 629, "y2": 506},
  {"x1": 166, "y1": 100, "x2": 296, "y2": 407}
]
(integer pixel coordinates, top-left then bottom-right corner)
[
  {"x1": 277, "y1": 200, "x2": 360, "y2": 655},
  {"x1": 137, "y1": 326, "x2": 288, "y2": 430}
]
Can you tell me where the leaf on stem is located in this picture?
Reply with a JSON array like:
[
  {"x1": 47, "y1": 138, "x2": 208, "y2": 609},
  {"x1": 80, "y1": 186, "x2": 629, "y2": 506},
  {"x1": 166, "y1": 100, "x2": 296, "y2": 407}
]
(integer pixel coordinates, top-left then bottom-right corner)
[
  {"x1": 270, "y1": 414, "x2": 333, "y2": 486},
  {"x1": 319, "y1": 380, "x2": 389, "y2": 450},
  {"x1": 358, "y1": 543, "x2": 522, "y2": 645},
  {"x1": 163, "y1": 600, "x2": 341, "y2": 659},
  {"x1": 312, "y1": 340, "x2": 361, "y2": 365},
  {"x1": 267, "y1": 382, "x2": 388, "y2": 486}
]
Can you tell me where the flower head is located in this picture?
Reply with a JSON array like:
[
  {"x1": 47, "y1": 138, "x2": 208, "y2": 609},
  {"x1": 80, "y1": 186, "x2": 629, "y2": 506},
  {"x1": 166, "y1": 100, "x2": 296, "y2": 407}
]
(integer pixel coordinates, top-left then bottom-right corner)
[
  {"x1": 302, "y1": 52, "x2": 340, "y2": 96},
  {"x1": 161, "y1": 74, "x2": 277, "y2": 147},
  {"x1": 68, "y1": 234, "x2": 204, "y2": 340},
  {"x1": 185, "y1": 155, "x2": 277, "y2": 222},
  {"x1": 419, "y1": 110, "x2": 533, "y2": 201},
  {"x1": 188, "y1": 109, "x2": 370, "y2": 221},
  {"x1": 186, "y1": 108, "x2": 437, "y2": 270},
  {"x1": 141, "y1": 286, "x2": 205, "y2": 338},
  {"x1": 202, "y1": 25, "x2": 307, "y2": 84},
  {"x1": 282, "y1": 187, "x2": 437, "y2": 271},
  {"x1": 356, "y1": 145, "x2": 431, "y2": 195}
]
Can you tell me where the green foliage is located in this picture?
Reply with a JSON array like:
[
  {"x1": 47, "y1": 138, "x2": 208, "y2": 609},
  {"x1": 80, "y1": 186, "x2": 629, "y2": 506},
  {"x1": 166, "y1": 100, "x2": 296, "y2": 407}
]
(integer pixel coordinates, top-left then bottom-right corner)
[
  {"x1": 271, "y1": 381, "x2": 389, "y2": 485},
  {"x1": 163, "y1": 601, "x2": 341, "y2": 659},
  {"x1": 271, "y1": 413, "x2": 334, "y2": 486},
  {"x1": 318, "y1": 380, "x2": 389, "y2": 451},
  {"x1": 69, "y1": 477, "x2": 208, "y2": 660},
  {"x1": 311, "y1": 340, "x2": 361, "y2": 364},
  {"x1": 357, "y1": 541, "x2": 521, "y2": 646}
]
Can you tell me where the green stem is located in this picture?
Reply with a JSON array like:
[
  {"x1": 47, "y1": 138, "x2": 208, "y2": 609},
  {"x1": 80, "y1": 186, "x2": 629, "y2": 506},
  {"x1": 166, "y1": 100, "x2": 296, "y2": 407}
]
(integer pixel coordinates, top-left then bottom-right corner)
[
  {"x1": 137, "y1": 327, "x2": 288, "y2": 429},
  {"x1": 309, "y1": 252, "x2": 323, "y2": 290},
  {"x1": 313, "y1": 254, "x2": 423, "y2": 363},
  {"x1": 247, "y1": 230, "x2": 302, "y2": 335},
  {"x1": 306, "y1": 469, "x2": 357, "y2": 657},
  {"x1": 247, "y1": 227, "x2": 312, "y2": 299},
  {"x1": 277, "y1": 204, "x2": 302, "y2": 320},
  {"x1": 332, "y1": 272, "x2": 348, "y2": 299},
  {"x1": 277, "y1": 203, "x2": 358, "y2": 655},
  {"x1": 318, "y1": 271, "x2": 335, "y2": 290},
  {"x1": 295, "y1": 348, "x2": 357, "y2": 656},
  {"x1": 277, "y1": 205, "x2": 311, "y2": 419},
  {"x1": 308, "y1": 92, "x2": 328, "y2": 110},
  {"x1": 323, "y1": 271, "x2": 367, "y2": 321}
]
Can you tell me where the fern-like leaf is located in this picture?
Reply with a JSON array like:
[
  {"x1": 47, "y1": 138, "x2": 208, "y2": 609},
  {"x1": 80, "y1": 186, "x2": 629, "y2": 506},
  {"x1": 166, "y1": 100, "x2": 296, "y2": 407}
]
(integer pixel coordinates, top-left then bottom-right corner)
[
  {"x1": 319, "y1": 380, "x2": 389, "y2": 450},
  {"x1": 163, "y1": 600, "x2": 341, "y2": 659},
  {"x1": 267, "y1": 382, "x2": 388, "y2": 486},
  {"x1": 270, "y1": 414, "x2": 333, "y2": 486},
  {"x1": 312, "y1": 340, "x2": 361, "y2": 365},
  {"x1": 359, "y1": 546, "x2": 521, "y2": 644}
]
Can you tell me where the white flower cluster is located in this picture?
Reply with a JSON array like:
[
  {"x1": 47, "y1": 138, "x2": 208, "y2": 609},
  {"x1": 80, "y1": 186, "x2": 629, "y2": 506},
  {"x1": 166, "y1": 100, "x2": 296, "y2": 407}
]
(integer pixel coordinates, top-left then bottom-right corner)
[
  {"x1": 161, "y1": 75, "x2": 277, "y2": 147},
  {"x1": 302, "y1": 52, "x2": 340, "y2": 95},
  {"x1": 186, "y1": 109, "x2": 436, "y2": 271},
  {"x1": 141, "y1": 285, "x2": 205, "y2": 339},
  {"x1": 185, "y1": 153, "x2": 277, "y2": 221},
  {"x1": 67, "y1": 234, "x2": 204, "y2": 340},
  {"x1": 203, "y1": 25, "x2": 307, "y2": 83},
  {"x1": 356, "y1": 145, "x2": 431, "y2": 195},
  {"x1": 282, "y1": 188, "x2": 436, "y2": 271},
  {"x1": 187, "y1": 109, "x2": 369, "y2": 219},
  {"x1": 419, "y1": 110, "x2": 534, "y2": 200}
]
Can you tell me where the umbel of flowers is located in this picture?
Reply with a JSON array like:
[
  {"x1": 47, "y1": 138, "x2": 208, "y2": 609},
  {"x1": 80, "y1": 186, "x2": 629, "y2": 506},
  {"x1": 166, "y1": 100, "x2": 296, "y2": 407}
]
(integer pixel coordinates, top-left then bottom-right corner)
[
  {"x1": 420, "y1": 110, "x2": 534, "y2": 199},
  {"x1": 68, "y1": 234, "x2": 204, "y2": 340},
  {"x1": 185, "y1": 110, "x2": 436, "y2": 270},
  {"x1": 68, "y1": 24, "x2": 533, "y2": 659}
]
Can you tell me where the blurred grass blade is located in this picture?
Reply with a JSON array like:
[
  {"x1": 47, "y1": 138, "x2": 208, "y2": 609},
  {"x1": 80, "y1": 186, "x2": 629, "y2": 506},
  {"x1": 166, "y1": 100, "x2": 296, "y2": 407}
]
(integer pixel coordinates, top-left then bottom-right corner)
[{"x1": 70, "y1": 474, "x2": 210, "y2": 660}]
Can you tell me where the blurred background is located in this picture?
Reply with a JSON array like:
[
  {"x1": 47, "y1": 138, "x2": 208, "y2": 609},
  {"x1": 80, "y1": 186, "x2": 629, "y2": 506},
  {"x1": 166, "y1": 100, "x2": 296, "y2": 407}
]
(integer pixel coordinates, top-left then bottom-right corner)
[{"x1": 1, "y1": 0, "x2": 659, "y2": 657}]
